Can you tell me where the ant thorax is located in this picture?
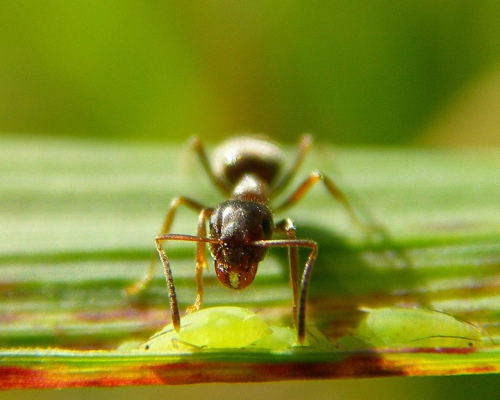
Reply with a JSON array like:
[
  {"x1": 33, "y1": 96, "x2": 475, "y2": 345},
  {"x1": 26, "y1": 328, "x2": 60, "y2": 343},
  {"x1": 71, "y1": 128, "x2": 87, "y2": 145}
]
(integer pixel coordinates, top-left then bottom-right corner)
[{"x1": 230, "y1": 174, "x2": 270, "y2": 203}]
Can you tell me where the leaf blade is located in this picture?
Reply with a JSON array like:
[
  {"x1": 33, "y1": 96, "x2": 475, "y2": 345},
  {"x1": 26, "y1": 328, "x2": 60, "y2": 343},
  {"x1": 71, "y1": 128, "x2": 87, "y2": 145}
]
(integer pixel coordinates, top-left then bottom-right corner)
[{"x1": 1, "y1": 134, "x2": 500, "y2": 387}]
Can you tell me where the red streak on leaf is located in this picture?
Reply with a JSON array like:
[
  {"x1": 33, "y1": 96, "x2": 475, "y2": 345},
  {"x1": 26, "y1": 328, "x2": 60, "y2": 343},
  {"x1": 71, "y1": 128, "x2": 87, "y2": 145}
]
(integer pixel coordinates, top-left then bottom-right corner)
[
  {"x1": 0, "y1": 356, "x2": 398, "y2": 388},
  {"x1": 2, "y1": 347, "x2": 500, "y2": 389},
  {"x1": 0, "y1": 366, "x2": 49, "y2": 389}
]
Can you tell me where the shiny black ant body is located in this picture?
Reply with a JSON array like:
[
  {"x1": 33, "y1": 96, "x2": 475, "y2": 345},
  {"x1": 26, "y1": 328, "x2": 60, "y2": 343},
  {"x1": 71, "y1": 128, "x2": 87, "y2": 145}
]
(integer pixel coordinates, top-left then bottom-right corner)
[{"x1": 130, "y1": 134, "x2": 361, "y2": 343}]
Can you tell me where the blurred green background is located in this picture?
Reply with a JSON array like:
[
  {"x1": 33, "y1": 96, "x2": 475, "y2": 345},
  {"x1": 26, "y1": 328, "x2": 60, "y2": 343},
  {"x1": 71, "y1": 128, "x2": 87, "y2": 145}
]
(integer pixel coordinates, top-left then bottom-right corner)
[
  {"x1": 1, "y1": 1, "x2": 500, "y2": 398},
  {"x1": 1, "y1": 0, "x2": 500, "y2": 145}
]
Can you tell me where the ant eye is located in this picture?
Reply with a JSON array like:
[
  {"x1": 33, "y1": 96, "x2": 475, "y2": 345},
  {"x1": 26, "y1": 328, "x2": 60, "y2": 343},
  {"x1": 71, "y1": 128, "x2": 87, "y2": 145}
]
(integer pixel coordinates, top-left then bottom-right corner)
[{"x1": 261, "y1": 217, "x2": 272, "y2": 235}]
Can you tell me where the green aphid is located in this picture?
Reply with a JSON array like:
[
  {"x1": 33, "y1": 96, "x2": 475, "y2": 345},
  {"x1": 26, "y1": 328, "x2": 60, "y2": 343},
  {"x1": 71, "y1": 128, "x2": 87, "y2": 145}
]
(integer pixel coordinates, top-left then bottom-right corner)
[
  {"x1": 353, "y1": 307, "x2": 482, "y2": 349},
  {"x1": 139, "y1": 306, "x2": 316, "y2": 351},
  {"x1": 138, "y1": 306, "x2": 333, "y2": 351}
]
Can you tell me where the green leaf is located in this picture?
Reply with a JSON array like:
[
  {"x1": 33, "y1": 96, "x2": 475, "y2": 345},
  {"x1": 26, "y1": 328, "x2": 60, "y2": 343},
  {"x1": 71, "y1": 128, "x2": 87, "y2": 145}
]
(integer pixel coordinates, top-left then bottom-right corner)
[{"x1": 1, "y1": 134, "x2": 500, "y2": 388}]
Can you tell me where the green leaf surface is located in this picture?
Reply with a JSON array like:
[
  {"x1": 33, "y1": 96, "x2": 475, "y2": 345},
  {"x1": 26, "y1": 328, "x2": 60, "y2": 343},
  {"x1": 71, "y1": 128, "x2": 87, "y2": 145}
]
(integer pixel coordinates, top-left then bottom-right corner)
[{"x1": 1, "y1": 134, "x2": 500, "y2": 388}]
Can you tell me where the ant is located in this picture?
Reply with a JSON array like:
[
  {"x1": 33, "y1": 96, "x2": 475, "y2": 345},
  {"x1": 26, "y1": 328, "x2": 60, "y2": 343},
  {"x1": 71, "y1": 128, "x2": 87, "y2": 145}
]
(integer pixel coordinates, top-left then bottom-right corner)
[{"x1": 129, "y1": 134, "x2": 363, "y2": 344}]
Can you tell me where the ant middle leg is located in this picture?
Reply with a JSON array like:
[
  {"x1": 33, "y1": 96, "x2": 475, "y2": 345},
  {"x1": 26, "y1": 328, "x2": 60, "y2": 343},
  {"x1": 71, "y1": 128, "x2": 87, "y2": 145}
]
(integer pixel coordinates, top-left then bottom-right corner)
[
  {"x1": 186, "y1": 207, "x2": 214, "y2": 313},
  {"x1": 274, "y1": 170, "x2": 366, "y2": 229},
  {"x1": 276, "y1": 171, "x2": 410, "y2": 268},
  {"x1": 125, "y1": 196, "x2": 207, "y2": 296},
  {"x1": 155, "y1": 233, "x2": 218, "y2": 332}
]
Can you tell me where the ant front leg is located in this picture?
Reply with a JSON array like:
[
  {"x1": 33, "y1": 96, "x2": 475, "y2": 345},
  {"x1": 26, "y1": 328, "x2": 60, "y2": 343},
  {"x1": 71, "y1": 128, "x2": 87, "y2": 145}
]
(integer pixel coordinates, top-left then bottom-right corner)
[
  {"x1": 275, "y1": 218, "x2": 299, "y2": 328},
  {"x1": 155, "y1": 233, "x2": 219, "y2": 332},
  {"x1": 155, "y1": 235, "x2": 182, "y2": 331},
  {"x1": 125, "y1": 196, "x2": 207, "y2": 296},
  {"x1": 296, "y1": 240, "x2": 318, "y2": 344},
  {"x1": 252, "y1": 238, "x2": 318, "y2": 344}
]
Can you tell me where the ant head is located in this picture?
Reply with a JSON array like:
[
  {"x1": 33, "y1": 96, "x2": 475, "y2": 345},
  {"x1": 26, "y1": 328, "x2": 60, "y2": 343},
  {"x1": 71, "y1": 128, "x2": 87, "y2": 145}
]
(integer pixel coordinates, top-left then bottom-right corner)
[{"x1": 209, "y1": 200, "x2": 274, "y2": 290}]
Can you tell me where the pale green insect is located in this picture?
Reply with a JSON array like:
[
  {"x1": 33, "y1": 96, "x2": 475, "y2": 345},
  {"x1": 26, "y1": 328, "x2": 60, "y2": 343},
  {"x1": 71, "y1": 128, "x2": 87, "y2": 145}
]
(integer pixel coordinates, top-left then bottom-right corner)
[
  {"x1": 350, "y1": 307, "x2": 482, "y2": 349},
  {"x1": 140, "y1": 306, "x2": 300, "y2": 351},
  {"x1": 138, "y1": 306, "x2": 334, "y2": 351}
]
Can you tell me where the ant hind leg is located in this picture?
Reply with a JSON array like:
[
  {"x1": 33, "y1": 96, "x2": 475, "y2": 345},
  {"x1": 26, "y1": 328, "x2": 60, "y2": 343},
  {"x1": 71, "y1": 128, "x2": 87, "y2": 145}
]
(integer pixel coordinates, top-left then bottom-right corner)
[
  {"x1": 271, "y1": 134, "x2": 313, "y2": 197},
  {"x1": 190, "y1": 136, "x2": 231, "y2": 196}
]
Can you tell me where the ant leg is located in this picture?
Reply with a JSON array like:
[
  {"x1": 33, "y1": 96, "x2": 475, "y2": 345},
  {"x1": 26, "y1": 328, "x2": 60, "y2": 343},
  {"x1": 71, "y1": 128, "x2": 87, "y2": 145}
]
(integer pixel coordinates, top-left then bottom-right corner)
[
  {"x1": 275, "y1": 218, "x2": 299, "y2": 328},
  {"x1": 125, "y1": 196, "x2": 206, "y2": 296},
  {"x1": 272, "y1": 134, "x2": 313, "y2": 197},
  {"x1": 274, "y1": 170, "x2": 365, "y2": 229},
  {"x1": 276, "y1": 171, "x2": 411, "y2": 275},
  {"x1": 187, "y1": 207, "x2": 214, "y2": 313},
  {"x1": 252, "y1": 238, "x2": 318, "y2": 344},
  {"x1": 190, "y1": 136, "x2": 231, "y2": 196},
  {"x1": 156, "y1": 235, "x2": 181, "y2": 331},
  {"x1": 155, "y1": 234, "x2": 219, "y2": 332},
  {"x1": 297, "y1": 241, "x2": 318, "y2": 344}
]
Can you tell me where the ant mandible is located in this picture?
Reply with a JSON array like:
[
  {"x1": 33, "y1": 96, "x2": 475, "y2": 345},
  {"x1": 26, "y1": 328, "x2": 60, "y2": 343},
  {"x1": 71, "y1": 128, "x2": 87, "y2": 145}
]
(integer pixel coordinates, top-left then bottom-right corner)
[{"x1": 130, "y1": 134, "x2": 362, "y2": 344}]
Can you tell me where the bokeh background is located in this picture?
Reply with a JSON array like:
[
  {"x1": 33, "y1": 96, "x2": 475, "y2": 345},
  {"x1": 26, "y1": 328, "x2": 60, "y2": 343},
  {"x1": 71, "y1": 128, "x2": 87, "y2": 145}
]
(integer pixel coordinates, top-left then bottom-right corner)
[
  {"x1": 2, "y1": 1, "x2": 500, "y2": 146},
  {"x1": 2, "y1": 1, "x2": 500, "y2": 398}
]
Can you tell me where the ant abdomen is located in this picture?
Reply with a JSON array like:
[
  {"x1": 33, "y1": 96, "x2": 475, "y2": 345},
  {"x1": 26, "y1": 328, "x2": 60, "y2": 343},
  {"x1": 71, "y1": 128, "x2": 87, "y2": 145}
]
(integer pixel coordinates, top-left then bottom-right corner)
[{"x1": 212, "y1": 136, "x2": 284, "y2": 186}]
